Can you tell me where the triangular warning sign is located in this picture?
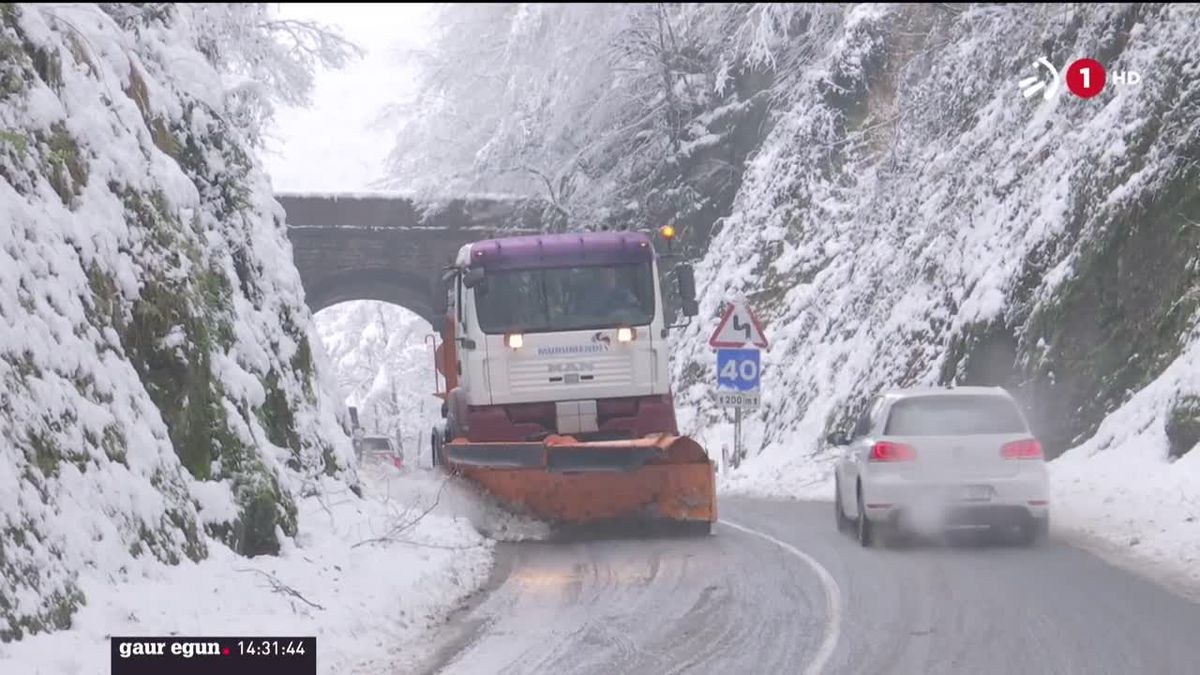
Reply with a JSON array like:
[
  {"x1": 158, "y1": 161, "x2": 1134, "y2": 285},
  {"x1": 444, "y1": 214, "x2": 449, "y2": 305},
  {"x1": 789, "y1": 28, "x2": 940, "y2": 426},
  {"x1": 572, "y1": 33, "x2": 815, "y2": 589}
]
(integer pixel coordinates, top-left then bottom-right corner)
[{"x1": 709, "y1": 300, "x2": 769, "y2": 349}]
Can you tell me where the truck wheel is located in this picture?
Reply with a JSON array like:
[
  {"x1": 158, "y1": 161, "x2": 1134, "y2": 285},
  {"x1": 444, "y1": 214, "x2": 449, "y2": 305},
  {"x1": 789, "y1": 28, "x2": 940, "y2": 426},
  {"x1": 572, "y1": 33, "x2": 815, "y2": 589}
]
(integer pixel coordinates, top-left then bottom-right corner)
[
  {"x1": 678, "y1": 521, "x2": 712, "y2": 537},
  {"x1": 430, "y1": 429, "x2": 442, "y2": 467}
]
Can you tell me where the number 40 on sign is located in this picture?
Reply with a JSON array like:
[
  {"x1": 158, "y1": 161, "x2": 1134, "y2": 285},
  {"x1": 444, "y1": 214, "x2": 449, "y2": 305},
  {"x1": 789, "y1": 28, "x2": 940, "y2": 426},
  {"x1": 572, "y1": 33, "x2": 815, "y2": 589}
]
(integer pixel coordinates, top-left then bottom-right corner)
[{"x1": 716, "y1": 349, "x2": 760, "y2": 391}]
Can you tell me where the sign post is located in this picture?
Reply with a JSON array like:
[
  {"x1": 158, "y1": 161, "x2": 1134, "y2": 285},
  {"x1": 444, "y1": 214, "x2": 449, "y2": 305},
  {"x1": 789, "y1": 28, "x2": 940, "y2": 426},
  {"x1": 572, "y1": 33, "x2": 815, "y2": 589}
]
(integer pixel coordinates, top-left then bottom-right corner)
[{"x1": 708, "y1": 300, "x2": 768, "y2": 470}]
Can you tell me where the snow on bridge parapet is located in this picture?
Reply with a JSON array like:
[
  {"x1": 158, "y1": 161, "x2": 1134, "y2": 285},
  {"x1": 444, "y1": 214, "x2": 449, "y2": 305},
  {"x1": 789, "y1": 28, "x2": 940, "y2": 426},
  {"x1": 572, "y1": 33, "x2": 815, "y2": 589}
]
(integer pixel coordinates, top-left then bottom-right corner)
[
  {"x1": 277, "y1": 191, "x2": 549, "y2": 231},
  {"x1": 277, "y1": 192, "x2": 548, "y2": 318}
]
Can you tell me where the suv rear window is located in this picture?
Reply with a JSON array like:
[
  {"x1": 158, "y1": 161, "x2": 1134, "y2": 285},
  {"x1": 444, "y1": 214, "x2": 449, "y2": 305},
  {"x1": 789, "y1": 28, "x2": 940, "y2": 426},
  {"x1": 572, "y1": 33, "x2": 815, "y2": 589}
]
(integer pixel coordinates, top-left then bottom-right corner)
[{"x1": 884, "y1": 395, "x2": 1027, "y2": 435}]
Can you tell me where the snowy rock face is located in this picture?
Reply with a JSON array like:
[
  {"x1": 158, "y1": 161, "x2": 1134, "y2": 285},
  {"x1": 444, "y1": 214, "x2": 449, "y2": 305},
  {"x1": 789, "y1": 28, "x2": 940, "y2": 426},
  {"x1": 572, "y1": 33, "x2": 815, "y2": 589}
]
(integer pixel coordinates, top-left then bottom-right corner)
[
  {"x1": 393, "y1": 4, "x2": 1198, "y2": 492},
  {"x1": 0, "y1": 4, "x2": 355, "y2": 639},
  {"x1": 672, "y1": 4, "x2": 1200, "y2": 489}
]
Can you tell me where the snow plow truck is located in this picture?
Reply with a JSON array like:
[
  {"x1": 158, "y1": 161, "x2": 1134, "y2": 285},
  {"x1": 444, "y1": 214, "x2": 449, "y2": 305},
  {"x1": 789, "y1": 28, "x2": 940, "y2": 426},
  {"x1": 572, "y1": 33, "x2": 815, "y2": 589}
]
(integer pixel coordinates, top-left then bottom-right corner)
[{"x1": 426, "y1": 228, "x2": 716, "y2": 534}]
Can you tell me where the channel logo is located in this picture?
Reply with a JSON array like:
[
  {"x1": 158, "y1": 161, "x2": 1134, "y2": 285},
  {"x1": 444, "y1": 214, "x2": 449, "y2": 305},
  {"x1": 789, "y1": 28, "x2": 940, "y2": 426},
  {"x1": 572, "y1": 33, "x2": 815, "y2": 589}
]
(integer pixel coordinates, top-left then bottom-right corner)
[
  {"x1": 1019, "y1": 57, "x2": 1060, "y2": 100},
  {"x1": 1019, "y1": 57, "x2": 1141, "y2": 101}
]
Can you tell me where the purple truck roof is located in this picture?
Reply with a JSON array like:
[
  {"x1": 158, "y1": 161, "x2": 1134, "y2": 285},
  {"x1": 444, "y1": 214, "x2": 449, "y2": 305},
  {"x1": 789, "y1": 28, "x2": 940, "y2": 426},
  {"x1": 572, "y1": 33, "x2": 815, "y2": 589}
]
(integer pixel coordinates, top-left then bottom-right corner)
[{"x1": 467, "y1": 231, "x2": 654, "y2": 271}]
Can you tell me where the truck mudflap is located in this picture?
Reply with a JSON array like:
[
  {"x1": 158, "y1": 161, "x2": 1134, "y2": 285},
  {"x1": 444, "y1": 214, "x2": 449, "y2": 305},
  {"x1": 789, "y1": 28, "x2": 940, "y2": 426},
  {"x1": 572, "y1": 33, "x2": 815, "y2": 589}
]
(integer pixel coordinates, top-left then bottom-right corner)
[{"x1": 443, "y1": 434, "x2": 716, "y2": 524}]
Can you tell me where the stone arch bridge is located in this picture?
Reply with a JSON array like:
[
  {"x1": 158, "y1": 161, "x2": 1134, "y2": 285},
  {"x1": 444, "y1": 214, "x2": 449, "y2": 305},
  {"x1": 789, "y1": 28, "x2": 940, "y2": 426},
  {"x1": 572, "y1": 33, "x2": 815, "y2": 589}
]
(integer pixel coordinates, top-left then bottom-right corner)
[{"x1": 278, "y1": 193, "x2": 545, "y2": 322}]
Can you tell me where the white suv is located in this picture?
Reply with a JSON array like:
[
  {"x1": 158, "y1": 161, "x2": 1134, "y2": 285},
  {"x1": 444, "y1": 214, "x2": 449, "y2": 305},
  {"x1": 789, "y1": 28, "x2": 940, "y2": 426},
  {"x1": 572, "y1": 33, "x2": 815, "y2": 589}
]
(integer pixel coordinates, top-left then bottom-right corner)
[{"x1": 830, "y1": 386, "x2": 1049, "y2": 547}]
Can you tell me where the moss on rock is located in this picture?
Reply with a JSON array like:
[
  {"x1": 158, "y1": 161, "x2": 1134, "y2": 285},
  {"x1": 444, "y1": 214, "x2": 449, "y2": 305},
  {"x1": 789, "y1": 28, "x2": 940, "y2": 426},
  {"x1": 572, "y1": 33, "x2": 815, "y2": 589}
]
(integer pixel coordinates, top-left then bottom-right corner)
[
  {"x1": 207, "y1": 463, "x2": 298, "y2": 557},
  {"x1": 114, "y1": 186, "x2": 254, "y2": 489},
  {"x1": 259, "y1": 369, "x2": 301, "y2": 453},
  {"x1": 109, "y1": 93, "x2": 314, "y2": 562},
  {"x1": 85, "y1": 263, "x2": 121, "y2": 330},
  {"x1": 131, "y1": 503, "x2": 205, "y2": 565},
  {"x1": 0, "y1": 585, "x2": 84, "y2": 643},
  {"x1": 236, "y1": 472, "x2": 298, "y2": 557},
  {"x1": 102, "y1": 425, "x2": 127, "y2": 464},
  {"x1": 26, "y1": 428, "x2": 60, "y2": 479},
  {"x1": 0, "y1": 129, "x2": 26, "y2": 156},
  {"x1": 0, "y1": 521, "x2": 86, "y2": 642},
  {"x1": 291, "y1": 336, "x2": 315, "y2": 400},
  {"x1": 1015, "y1": 161, "x2": 1200, "y2": 457},
  {"x1": 25, "y1": 40, "x2": 61, "y2": 91}
]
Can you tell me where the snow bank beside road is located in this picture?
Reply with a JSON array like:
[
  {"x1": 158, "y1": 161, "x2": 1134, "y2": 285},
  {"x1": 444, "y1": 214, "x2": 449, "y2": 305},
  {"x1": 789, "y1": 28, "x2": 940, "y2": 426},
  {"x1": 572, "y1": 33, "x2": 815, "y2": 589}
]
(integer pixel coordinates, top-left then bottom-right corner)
[
  {"x1": 0, "y1": 465, "x2": 494, "y2": 675},
  {"x1": 1052, "y1": 455, "x2": 1200, "y2": 596},
  {"x1": 1050, "y1": 339, "x2": 1200, "y2": 594},
  {"x1": 677, "y1": 409, "x2": 835, "y2": 501}
]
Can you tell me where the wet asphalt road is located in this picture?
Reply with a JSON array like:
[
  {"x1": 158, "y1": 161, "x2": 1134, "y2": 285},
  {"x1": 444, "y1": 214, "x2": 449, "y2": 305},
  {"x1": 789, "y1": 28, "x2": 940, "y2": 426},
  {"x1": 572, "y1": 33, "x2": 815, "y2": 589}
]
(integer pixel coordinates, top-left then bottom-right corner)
[{"x1": 418, "y1": 497, "x2": 1200, "y2": 675}]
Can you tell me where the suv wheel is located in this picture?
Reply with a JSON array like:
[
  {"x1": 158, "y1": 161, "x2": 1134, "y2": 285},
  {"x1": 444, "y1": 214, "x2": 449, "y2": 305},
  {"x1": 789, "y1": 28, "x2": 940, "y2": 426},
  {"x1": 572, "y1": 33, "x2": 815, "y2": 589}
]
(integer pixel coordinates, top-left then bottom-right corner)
[
  {"x1": 834, "y1": 479, "x2": 851, "y2": 534},
  {"x1": 857, "y1": 488, "x2": 875, "y2": 547},
  {"x1": 1018, "y1": 516, "x2": 1049, "y2": 546}
]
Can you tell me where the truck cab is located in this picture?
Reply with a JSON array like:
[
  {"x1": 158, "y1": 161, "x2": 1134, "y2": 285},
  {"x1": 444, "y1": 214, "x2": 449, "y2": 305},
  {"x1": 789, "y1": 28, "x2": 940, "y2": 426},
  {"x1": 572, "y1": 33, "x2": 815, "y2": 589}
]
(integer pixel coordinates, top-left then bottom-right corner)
[{"x1": 432, "y1": 230, "x2": 698, "y2": 444}]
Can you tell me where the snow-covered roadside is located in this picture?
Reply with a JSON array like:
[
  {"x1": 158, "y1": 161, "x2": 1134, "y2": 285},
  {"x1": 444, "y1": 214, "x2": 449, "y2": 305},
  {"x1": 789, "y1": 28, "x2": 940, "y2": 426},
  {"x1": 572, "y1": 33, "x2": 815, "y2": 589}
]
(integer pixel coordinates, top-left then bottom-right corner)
[
  {"x1": 676, "y1": 409, "x2": 835, "y2": 500},
  {"x1": 1048, "y1": 339, "x2": 1200, "y2": 598},
  {"x1": 0, "y1": 464, "x2": 494, "y2": 675},
  {"x1": 1051, "y1": 458, "x2": 1200, "y2": 603}
]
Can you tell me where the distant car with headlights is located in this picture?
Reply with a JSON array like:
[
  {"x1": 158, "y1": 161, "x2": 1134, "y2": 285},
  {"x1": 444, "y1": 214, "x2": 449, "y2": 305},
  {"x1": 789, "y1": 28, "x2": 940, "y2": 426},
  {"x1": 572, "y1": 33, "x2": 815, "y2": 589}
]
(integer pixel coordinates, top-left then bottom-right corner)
[{"x1": 829, "y1": 386, "x2": 1049, "y2": 547}]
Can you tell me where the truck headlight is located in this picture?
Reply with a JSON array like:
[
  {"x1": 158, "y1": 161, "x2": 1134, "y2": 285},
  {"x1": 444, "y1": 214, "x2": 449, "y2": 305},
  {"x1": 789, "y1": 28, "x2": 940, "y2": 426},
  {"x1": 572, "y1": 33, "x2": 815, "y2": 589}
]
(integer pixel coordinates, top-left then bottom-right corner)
[
  {"x1": 505, "y1": 333, "x2": 524, "y2": 349},
  {"x1": 616, "y1": 327, "x2": 634, "y2": 343}
]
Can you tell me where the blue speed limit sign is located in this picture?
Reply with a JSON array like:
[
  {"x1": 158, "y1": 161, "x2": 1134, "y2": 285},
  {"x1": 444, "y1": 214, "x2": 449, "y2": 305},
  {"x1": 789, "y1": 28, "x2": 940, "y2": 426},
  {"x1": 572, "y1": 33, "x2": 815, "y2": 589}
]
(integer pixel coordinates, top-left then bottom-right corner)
[{"x1": 716, "y1": 348, "x2": 760, "y2": 392}]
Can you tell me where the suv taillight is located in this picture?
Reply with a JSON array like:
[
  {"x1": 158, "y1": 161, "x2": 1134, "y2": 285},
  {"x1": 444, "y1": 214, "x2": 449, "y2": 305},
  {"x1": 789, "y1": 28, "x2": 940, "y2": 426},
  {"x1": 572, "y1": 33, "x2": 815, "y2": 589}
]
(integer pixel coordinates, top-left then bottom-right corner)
[
  {"x1": 869, "y1": 441, "x2": 916, "y2": 462},
  {"x1": 1001, "y1": 438, "x2": 1042, "y2": 460}
]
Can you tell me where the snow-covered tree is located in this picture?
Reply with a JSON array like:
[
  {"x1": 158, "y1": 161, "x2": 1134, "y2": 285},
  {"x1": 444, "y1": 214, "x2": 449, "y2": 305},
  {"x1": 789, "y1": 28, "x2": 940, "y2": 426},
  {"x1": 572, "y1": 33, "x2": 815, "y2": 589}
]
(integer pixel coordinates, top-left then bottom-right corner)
[
  {"x1": 101, "y1": 3, "x2": 361, "y2": 145},
  {"x1": 380, "y1": 4, "x2": 838, "y2": 231}
]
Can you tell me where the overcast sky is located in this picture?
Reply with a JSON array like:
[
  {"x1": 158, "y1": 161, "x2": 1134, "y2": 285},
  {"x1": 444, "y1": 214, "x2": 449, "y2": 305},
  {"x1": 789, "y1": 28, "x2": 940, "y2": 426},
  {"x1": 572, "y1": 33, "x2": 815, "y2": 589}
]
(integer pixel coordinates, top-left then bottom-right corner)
[{"x1": 261, "y1": 3, "x2": 434, "y2": 193}]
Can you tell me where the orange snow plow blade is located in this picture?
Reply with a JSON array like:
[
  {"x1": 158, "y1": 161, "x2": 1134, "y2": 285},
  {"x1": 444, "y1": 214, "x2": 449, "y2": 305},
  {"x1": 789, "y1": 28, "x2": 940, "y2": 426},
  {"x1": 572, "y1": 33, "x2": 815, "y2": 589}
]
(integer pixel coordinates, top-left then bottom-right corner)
[{"x1": 443, "y1": 434, "x2": 716, "y2": 524}]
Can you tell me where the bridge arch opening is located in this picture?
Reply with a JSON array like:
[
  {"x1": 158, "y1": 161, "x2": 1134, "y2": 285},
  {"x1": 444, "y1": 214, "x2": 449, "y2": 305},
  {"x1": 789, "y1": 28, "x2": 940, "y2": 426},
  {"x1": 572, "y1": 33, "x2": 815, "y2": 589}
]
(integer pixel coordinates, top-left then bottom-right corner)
[
  {"x1": 305, "y1": 267, "x2": 439, "y2": 323},
  {"x1": 313, "y1": 296, "x2": 441, "y2": 467}
]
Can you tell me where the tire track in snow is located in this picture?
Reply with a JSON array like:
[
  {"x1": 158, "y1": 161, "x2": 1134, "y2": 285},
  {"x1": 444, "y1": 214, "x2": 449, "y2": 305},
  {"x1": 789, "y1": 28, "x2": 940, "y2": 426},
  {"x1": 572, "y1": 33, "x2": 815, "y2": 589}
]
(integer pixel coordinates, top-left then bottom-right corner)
[{"x1": 719, "y1": 518, "x2": 843, "y2": 675}]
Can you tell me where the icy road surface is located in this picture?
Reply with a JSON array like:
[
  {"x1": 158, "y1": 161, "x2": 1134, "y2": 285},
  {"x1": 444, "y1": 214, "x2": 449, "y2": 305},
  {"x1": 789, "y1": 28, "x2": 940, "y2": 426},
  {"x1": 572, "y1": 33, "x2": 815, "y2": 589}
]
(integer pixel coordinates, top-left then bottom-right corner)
[{"x1": 419, "y1": 497, "x2": 1200, "y2": 675}]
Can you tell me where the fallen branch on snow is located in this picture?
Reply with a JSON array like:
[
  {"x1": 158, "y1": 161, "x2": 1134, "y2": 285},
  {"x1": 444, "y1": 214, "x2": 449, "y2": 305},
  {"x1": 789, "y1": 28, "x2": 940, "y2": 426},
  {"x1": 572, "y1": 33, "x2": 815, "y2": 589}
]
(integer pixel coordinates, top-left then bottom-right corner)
[
  {"x1": 235, "y1": 568, "x2": 325, "y2": 611},
  {"x1": 391, "y1": 538, "x2": 483, "y2": 551},
  {"x1": 351, "y1": 478, "x2": 450, "y2": 549}
]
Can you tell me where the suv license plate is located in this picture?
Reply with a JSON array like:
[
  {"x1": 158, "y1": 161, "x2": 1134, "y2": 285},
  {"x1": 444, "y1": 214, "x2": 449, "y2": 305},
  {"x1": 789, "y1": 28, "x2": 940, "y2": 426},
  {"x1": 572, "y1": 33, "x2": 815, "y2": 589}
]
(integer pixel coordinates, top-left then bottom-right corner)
[{"x1": 961, "y1": 485, "x2": 993, "y2": 502}]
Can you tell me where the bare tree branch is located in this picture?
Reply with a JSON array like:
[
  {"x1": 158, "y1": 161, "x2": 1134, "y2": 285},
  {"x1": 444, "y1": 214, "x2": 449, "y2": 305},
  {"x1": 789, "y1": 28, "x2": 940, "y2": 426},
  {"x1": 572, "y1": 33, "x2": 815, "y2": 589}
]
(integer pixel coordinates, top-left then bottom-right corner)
[
  {"x1": 236, "y1": 569, "x2": 325, "y2": 611},
  {"x1": 351, "y1": 478, "x2": 450, "y2": 549}
]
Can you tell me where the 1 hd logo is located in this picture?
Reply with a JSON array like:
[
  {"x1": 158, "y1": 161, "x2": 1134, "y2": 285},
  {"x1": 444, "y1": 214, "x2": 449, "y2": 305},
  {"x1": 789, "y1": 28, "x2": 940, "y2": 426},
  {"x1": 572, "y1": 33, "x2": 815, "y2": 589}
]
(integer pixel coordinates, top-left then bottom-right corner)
[{"x1": 1019, "y1": 57, "x2": 1141, "y2": 101}]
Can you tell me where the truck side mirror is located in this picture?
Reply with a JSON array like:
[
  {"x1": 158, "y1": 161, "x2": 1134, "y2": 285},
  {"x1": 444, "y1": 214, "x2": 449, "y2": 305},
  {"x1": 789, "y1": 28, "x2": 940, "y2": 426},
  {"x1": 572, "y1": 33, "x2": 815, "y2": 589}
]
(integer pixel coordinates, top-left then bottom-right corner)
[
  {"x1": 462, "y1": 266, "x2": 486, "y2": 292},
  {"x1": 429, "y1": 275, "x2": 449, "y2": 333},
  {"x1": 431, "y1": 278, "x2": 447, "y2": 310},
  {"x1": 676, "y1": 263, "x2": 698, "y2": 317}
]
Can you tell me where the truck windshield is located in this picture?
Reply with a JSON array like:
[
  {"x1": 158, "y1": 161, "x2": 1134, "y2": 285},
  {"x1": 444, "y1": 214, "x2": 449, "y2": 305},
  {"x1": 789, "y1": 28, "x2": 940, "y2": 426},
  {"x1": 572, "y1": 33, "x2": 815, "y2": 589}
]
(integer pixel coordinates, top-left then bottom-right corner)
[{"x1": 475, "y1": 263, "x2": 655, "y2": 334}]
